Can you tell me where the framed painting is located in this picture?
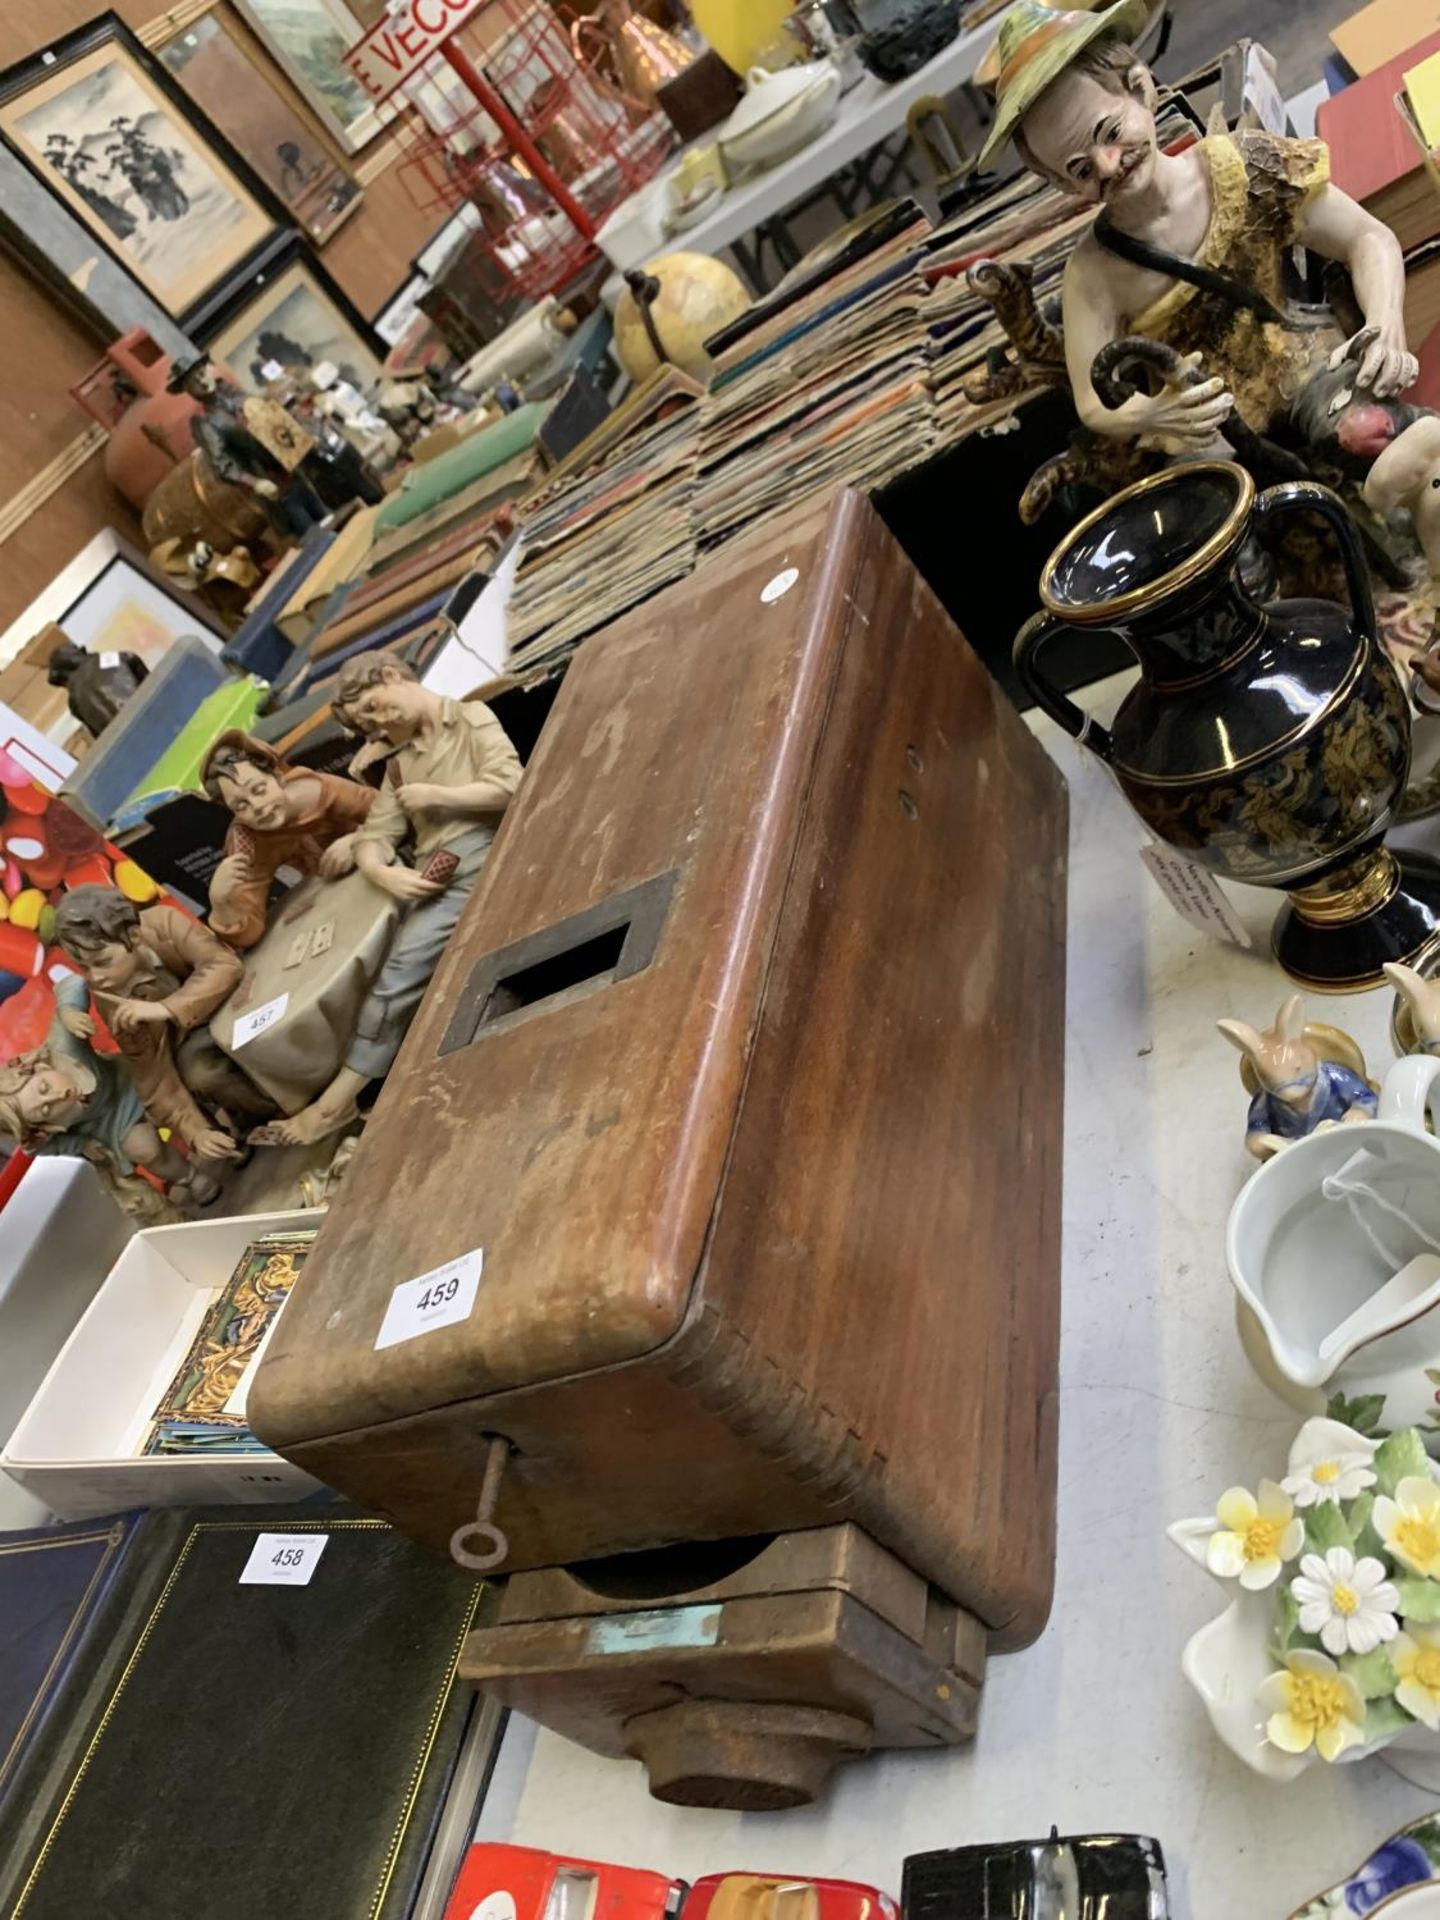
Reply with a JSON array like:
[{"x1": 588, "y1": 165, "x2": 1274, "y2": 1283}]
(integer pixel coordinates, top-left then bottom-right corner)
[
  {"x1": 0, "y1": 529, "x2": 223, "y2": 668},
  {"x1": 58, "y1": 553, "x2": 225, "y2": 665},
  {"x1": 0, "y1": 144, "x2": 191, "y2": 355},
  {"x1": 230, "y1": 0, "x2": 393, "y2": 155},
  {"x1": 160, "y1": 14, "x2": 362, "y2": 248},
  {"x1": 0, "y1": 17, "x2": 282, "y2": 324},
  {"x1": 203, "y1": 245, "x2": 383, "y2": 393}
]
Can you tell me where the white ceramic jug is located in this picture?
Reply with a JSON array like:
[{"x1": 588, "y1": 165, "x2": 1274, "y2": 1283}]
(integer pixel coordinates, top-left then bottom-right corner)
[{"x1": 1228, "y1": 1054, "x2": 1440, "y2": 1432}]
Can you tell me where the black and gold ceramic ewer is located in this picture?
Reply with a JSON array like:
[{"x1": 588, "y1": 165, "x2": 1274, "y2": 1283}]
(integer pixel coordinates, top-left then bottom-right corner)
[{"x1": 1015, "y1": 461, "x2": 1440, "y2": 991}]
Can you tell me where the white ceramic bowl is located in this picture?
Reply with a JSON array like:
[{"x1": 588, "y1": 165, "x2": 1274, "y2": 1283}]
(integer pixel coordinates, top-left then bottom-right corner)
[{"x1": 718, "y1": 61, "x2": 842, "y2": 171}]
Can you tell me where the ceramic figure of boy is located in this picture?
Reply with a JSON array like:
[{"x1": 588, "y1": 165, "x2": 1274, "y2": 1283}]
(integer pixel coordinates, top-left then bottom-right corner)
[
  {"x1": 53, "y1": 884, "x2": 275, "y2": 1132},
  {"x1": 251, "y1": 655, "x2": 522, "y2": 1147},
  {"x1": 201, "y1": 731, "x2": 375, "y2": 951},
  {"x1": 979, "y1": 0, "x2": 1418, "y2": 455},
  {"x1": 0, "y1": 976, "x2": 241, "y2": 1216}
]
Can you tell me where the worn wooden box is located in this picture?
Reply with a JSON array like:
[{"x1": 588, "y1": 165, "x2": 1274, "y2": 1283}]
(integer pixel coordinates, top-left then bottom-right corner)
[
  {"x1": 250, "y1": 487, "x2": 1069, "y2": 1648},
  {"x1": 464, "y1": 1525, "x2": 987, "y2": 1809}
]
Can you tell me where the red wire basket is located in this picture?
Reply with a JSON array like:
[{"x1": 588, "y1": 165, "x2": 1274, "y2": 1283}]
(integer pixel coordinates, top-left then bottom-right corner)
[{"x1": 395, "y1": 0, "x2": 673, "y2": 302}]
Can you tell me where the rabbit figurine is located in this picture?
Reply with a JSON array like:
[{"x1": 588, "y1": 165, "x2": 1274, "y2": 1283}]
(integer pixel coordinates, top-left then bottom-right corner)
[
  {"x1": 1217, "y1": 995, "x2": 1377, "y2": 1161},
  {"x1": 1386, "y1": 961, "x2": 1440, "y2": 1057}
]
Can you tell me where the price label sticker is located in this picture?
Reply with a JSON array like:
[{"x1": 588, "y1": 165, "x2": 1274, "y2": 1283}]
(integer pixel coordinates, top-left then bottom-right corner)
[
  {"x1": 375, "y1": 1247, "x2": 484, "y2": 1351},
  {"x1": 1139, "y1": 844, "x2": 1252, "y2": 948},
  {"x1": 99, "y1": 651, "x2": 121, "y2": 670},
  {"x1": 232, "y1": 991, "x2": 288, "y2": 1047},
  {"x1": 760, "y1": 566, "x2": 799, "y2": 604},
  {"x1": 239, "y1": 1532, "x2": 328, "y2": 1587}
]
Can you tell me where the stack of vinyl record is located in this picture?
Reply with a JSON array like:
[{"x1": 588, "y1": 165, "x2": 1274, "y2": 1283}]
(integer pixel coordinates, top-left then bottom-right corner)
[
  {"x1": 502, "y1": 97, "x2": 1208, "y2": 675},
  {"x1": 693, "y1": 201, "x2": 936, "y2": 552},
  {"x1": 504, "y1": 370, "x2": 706, "y2": 682},
  {"x1": 924, "y1": 189, "x2": 1093, "y2": 442}
]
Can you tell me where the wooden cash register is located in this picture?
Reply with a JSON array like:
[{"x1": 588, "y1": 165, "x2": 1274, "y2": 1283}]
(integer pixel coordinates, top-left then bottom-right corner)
[{"x1": 251, "y1": 487, "x2": 1069, "y2": 1804}]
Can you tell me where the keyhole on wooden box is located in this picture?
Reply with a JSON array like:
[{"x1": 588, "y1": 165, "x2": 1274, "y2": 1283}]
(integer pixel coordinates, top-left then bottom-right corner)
[{"x1": 898, "y1": 790, "x2": 919, "y2": 819}]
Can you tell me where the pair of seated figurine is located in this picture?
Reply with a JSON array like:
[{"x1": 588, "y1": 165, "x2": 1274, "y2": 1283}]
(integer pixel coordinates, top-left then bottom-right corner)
[
  {"x1": 201, "y1": 653, "x2": 522, "y2": 1148},
  {"x1": 0, "y1": 653, "x2": 522, "y2": 1212}
]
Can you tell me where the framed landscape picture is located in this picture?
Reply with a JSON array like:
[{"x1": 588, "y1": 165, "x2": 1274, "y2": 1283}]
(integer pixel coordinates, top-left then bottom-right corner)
[
  {"x1": 230, "y1": 0, "x2": 392, "y2": 154},
  {"x1": 0, "y1": 144, "x2": 191, "y2": 355},
  {"x1": 0, "y1": 17, "x2": 282, "y2": 323},
  {"x1": 160, "y1": 14, "x2": 362, "y2": 247},
  {"x1": 204, "y1": 247, "x2": 383, "y2": 393}
]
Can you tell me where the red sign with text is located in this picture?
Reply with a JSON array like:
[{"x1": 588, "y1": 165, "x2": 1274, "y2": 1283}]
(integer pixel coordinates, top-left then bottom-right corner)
[{"x1": 343, "y1": 0, "x2": 488, "y2": 102}]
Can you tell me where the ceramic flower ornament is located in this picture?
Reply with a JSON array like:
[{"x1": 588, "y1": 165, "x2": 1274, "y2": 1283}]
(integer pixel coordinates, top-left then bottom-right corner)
[
  {"x1": 1171, "y1": 1418, "x2": 1440, "y2": 1784},
  {"x1": 1291, "y1": 1548, "x2": 1399, "y2": 1656},
  {"x1": 1283, "y1": 1448, "x2": 1377, "y2": 1510},
  {"x1": 1392, "y1": 1626, "x2": 1440, "y2": 1730},
  {"x1": 1375, "y1": 1478, "x2": 1440, "y2": 1579},
  {"x1": 1257, "y1": 1649, "x2": 1367, "y2": 1761},
  {"x1": 1205, "y1": 1481, "x2": 1304, "y2": 1589}
]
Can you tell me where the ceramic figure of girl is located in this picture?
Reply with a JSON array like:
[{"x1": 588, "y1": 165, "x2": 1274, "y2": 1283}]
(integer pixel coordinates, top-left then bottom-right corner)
[
  {"x1": 979, "y1": 0, "x2": 1418, "y2": 456},
  {"x1": 201, "y1": 731, "x2": 375, "y2": 951}
]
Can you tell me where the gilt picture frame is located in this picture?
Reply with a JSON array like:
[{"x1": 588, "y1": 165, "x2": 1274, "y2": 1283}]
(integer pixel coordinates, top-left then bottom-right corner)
[
  {"x1": 202, "y1": 242, "x2": 383, "y2": 394},
  {"x1": 160, "y1": 13, "x2": 362, "y2": 248},
  {"x1": 230, "y1": 0, "x2": 393, "y2": 155},
  {"x1": 0, "y1": 143, "x2": 191, "y2": 355},
  {"x1": 0, "y1": 16, "x2": 284, "y2": 325}
]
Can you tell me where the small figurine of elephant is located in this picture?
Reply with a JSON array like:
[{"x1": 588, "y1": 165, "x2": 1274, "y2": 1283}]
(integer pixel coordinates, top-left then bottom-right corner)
[
  {"x1": 1386, "y1": 961, "x2": 1440, "y2": 1056},
  {"x1": 1217, "y1": 994, "x2": 1377, "y2": 1161}
]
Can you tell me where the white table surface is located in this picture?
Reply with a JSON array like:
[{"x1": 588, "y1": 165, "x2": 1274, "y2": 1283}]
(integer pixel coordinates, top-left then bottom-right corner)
[
  {"x1": 627, "y1": 4, "x2": 1014, "y2": 265},
  {"x1": 476, "y1": 673, "x2": 1440, "y2": 1918}
]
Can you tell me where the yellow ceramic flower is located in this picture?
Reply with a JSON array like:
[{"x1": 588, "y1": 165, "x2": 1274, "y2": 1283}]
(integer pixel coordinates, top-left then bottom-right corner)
[
  {"x1": 1205, "y1": 1480, "x2": 1305, "y2": 1591},
  {"x1": 1256, "y1": 1649, "x2": 1367, "y2": 1762},
  {"x1": 1392, "y1": 1625, "x2": 1440, "y2": 1730},
  {"x1": 1374, "y1": 1476, "x2": 1440, "y2": 1579}
]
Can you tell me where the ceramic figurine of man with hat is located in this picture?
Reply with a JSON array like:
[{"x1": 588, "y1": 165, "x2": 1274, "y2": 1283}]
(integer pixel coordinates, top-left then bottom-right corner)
[
  {"x1": 168, "y1": 355, "x2": 327, "y2": 544},
  {"x1": 980, "y1": 0, "x2": 1418, "y2": 455}
]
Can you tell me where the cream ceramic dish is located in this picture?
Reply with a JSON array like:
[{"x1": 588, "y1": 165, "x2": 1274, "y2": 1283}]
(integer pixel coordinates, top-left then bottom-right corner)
[{"x1": 717, "y1": 60, "x2": 842, "y2": 171}]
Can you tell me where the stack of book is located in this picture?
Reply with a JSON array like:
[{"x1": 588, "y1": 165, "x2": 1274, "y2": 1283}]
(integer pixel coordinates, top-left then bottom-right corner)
[
  {"x1": 693, "y1": 201, "x2": 936, "y2": 552},
  {"x1": 504, "y1": 369, "x2": 705, "y2": 682},
  {"x1": 1319, "y1": 27, "x2": 1440, "y2": 253}
]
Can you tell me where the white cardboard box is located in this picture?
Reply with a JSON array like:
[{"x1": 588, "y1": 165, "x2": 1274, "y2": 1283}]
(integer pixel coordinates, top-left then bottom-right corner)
[
  {"x1": 0, "y1": 1158, "x2": 132, "y2": 1529},
  {"x1": 2, "y1": 1208, "x2": 325, "y2": 1521}
]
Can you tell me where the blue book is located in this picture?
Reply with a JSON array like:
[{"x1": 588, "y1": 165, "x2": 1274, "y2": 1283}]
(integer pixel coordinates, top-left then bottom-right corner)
[{"x1": 0, "y1": 1512, "x2": 143, "y2": 1813}]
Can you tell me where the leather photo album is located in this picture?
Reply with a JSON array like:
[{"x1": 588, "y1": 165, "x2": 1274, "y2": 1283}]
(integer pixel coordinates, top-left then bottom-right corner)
[
  {"x1": 0, "y1": 1513, "x2": 145, "y2": 1811},
  {"x1": 0, "y1": 1506, "x2": 487, "y2": 1919}
]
